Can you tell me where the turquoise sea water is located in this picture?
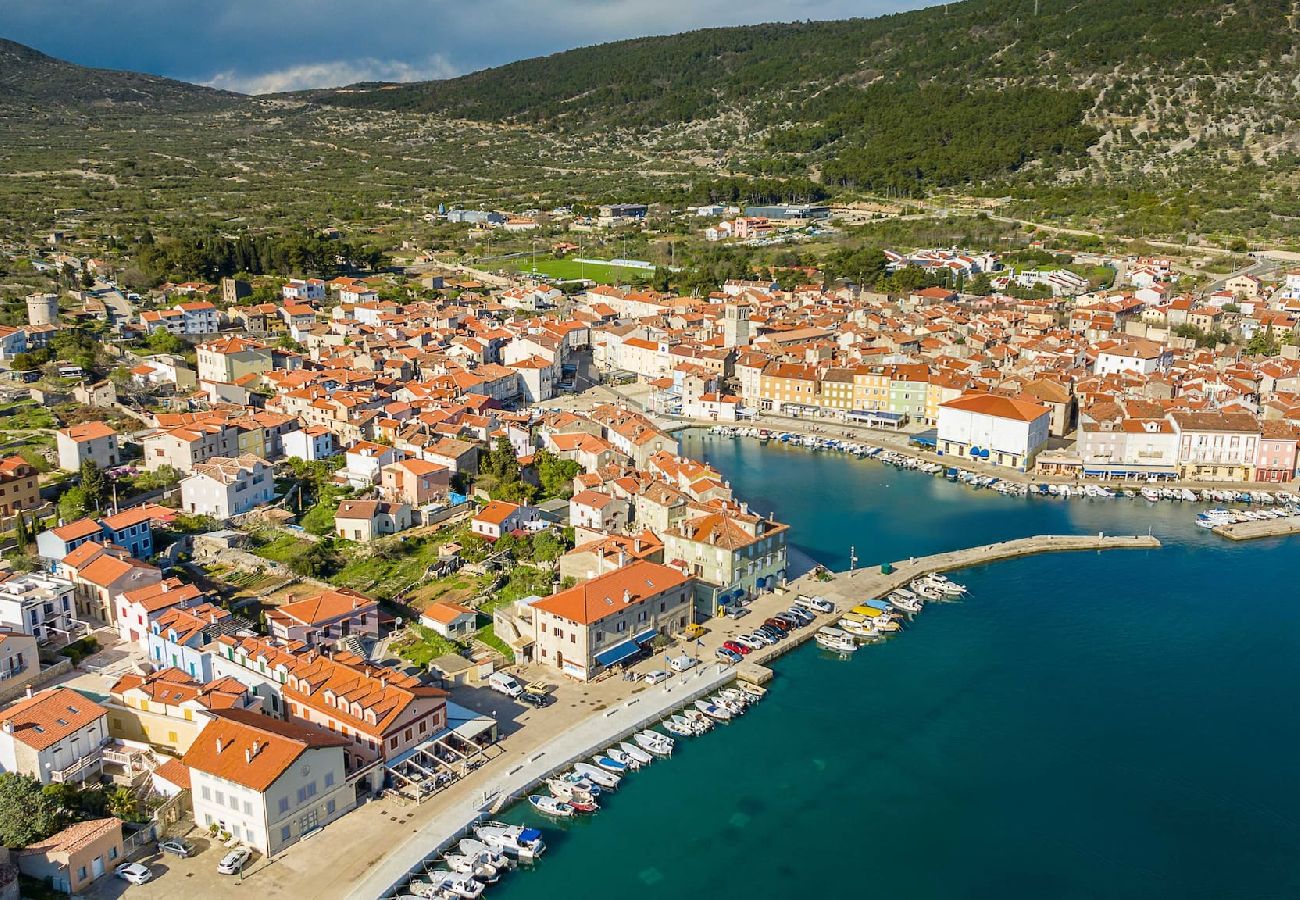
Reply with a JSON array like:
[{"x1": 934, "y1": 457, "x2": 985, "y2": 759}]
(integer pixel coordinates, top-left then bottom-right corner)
[{"x1": 493, "y1": 432, "x2": 1300, "y2": 899}]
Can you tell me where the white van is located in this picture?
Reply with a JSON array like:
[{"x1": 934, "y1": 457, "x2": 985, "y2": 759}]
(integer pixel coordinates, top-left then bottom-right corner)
[
  {"x1": 488, "y1": 671, "x2": 523, "y2": 698},
  {"x1": 667, "y1": 654, "x2": 698, "y2": 673}
]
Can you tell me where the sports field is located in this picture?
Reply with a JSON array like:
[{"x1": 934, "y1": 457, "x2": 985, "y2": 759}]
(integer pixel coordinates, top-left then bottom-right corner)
[{"x1": 503, "y1": 254, "x2": 654, "y2": 284}]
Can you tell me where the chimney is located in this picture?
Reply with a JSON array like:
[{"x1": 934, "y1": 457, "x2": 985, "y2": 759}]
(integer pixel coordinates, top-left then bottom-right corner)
[
  {"x1": 618, "y1": 550, "x2": 628, "y2": 568},
  {"x1": 623, "y1": 589, "x2": 632, "y2": 604},
  {"x1": 24, "y1": 686, "x2": 33, "y2": 699},
  {"x1": 634, "y1": 537, "x2": 642, "y2": 554},
  {"x1": 245, "y1": 747, "x2": 251, "y2": 763},
  {"x1": 216, "y1": 738, "x2": 224, "y2": 754}
]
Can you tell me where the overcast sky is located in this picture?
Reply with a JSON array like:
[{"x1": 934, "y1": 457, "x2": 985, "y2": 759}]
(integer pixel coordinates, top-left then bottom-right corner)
[{"x1": 1, "y1": 0, "x2": 930, "y2": 94}]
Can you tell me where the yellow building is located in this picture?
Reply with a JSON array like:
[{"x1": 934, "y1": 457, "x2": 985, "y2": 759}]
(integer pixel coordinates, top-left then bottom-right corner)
[
  {"x1": 106, "y1": 667, "x2": 260, "y2": 755},
  {"x1": 852, "y1": 367, "x2": 891, "y2": 412},
  {"x1": 759, "y1": 362, "x2": 819, "y2": 412}
]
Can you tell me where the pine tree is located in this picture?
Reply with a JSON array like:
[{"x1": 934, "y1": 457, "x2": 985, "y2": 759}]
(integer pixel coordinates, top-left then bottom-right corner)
[{"x1": 13, "y1": 512, "x2": 28, "y2": 555}]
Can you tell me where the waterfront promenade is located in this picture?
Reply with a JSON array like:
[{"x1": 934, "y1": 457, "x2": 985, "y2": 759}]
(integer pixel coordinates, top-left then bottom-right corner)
[{"x1": 345, "y1": 532, "x2": 1158, "y2": 899}]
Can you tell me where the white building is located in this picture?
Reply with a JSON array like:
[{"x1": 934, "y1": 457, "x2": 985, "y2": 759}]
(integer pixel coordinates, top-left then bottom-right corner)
[
  {"x1": 1094, "y1": 340, "x2": 1173, "y2": 377},
  {"x1": 282, "y1": 279, "x2": 325, "y2": 302},
  {"x1": 0, "y1": 688, "x2": 109, "y2": 785},
  {"x1": 937, "y1": 393, "x2": 1051, "y2": 471},
  {"x1": 182, "y1": 709, "x2": 354, "y2": 856},
  {"x1": 180, "y1": 455, "x2": 275, "y2": 520},
  {"x1": 283, "y1": 426, "x2": 339, "y2": 463},
  {"x1": 55, "y1": 422, "x2": 120, "y2": 473},
  {"x1": 0, "y1": 573, "x2": 79, "y2": 645}
]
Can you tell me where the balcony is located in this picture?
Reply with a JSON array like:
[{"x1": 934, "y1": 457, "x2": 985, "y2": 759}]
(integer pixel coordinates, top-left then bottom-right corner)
[{"x1": 48, "y1": 748, "x2": 104, "y2": 784}]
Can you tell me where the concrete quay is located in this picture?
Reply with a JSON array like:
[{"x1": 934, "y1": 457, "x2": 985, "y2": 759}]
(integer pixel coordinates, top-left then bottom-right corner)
[
  {"x1": 1212, "y1": 517, "x2": 1300, "y2": 541},
  {"x1": 791, "y1": 533, "x2": 1162, "y2": 606},
  {"x1": 349, "y1": 663, "x2": 737, "y2": 900}
]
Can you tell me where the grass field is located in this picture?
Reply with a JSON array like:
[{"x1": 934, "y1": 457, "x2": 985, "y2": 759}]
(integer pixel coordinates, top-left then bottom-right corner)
[{"x1": 503, "y1": 254, "x2": 654, "y2": 284}]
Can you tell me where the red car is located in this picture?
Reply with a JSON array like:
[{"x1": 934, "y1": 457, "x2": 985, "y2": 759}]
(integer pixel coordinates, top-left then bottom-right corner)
[
  {"x1": 764, "y1": 617, "x2": 791, "y2": 632},
  {"x1": 722, "y1": 640, "x2": 751, "y2": 656}
]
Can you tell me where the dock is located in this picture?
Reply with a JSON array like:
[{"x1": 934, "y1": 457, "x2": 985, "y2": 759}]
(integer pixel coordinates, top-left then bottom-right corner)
[
  {"x1": 1212, "y1": 517, "x2": 1300, "y2": 541},
  {"x1": 791, "y1": 533, "x2": 1161, "y2": 606}
]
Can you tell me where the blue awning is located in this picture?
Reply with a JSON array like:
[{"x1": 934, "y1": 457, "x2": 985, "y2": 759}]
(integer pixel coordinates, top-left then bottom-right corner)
[
  {"x1": 632, "y1": 627, "x2": 659, "y2": 645},
  {"x1": 595, "y1": 639, "x2": 641, "y2": 667}
]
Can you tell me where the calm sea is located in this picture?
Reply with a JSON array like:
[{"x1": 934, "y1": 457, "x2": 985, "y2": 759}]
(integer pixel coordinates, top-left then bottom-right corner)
[{"x1": 492, "y1": 432, "x2": 1300, "y2": 900}]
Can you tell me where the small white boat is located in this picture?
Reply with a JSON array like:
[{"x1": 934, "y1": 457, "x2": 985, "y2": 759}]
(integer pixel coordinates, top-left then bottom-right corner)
[
  {"x1": 816, "y1": 627, "x2": 857, "y2": 653},
  {"x1": 474, "y1": 821, "x2": 546, "y2": 859},
  {"x1": 591, "y1": 754, "x2": 628, "y2": 773},
  {"x1": 661, "y1": 716, "x2": 693, "y2": 738},
  {"x1": 695, "y1": 698, "x2": 732, "y2": 721},
  {"x1": 680, "y1": 709, "x2": 714, "y2": 733},
  {"x1": 443, "y1": 853, "x2": 499, "y2": 883},
  {"x1": 419, "y1": 870, "x2": 484, "y2": 899},
  {"x1": 458, "y1": 839, "x2": 512, "y2": 871},
  {"x1": 618, "y1": 741, "x2": 654, "y2": 766},
  {"x1": 606, "y1": 747, "x2": 642, "y2": 770},
  {"x1": 573, "y1": 762, "x2": 620, "y2": 788},
  {"x1": 634, "y1": 731, "x2": 673, "y2": 755},
  {"x1": 737, "y1": 682, "x2": 767, "y2": 700},
  {"x1": 530, "y1": 794, "x2": 575, "y2": 818},
  {"x1": 889, "y1": 593, "x2": 923, "y2": 613}
]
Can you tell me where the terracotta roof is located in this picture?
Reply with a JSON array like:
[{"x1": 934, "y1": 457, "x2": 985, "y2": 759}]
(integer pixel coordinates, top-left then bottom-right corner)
[
  {"x1": 182, "y1": 707, "x2": 350, "y2": 792},
  {"x1": 271, "y1": 588, "x2": 375, "y2": 627},
  {"x1": 474, "y1": 500, "x2": 520, "y2": 526},
  {"x1": 940, "y1": 392, "x2": 1050, "y2": 423},
  {"x1": 531, "y1": 561, "x2": 690, "y2": 625},
  {"x1": 0, "y1": 688, "x2": 106, "y2": 751},
  {"x1": 59, "y1": 421, "x2": 117, "y2": 442},
  {"x1": 421, "y1": 602, "x2": 476, "y2": 625},
  {"x1": 19, "y1": 818, "x2": 120, "y2": 856},
  {"x1": 51, "y1": 518, "x2": 102, "y2": 542},
  {"x1": 153, "y1": 758, "x2": 192, "y2": 790}
]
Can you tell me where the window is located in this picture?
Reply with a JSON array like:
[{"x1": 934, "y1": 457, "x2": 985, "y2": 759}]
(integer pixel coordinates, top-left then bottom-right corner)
[
  {"x1": 324, "y1": 771, "x2": 335, "y2": 788},
  {"x1": 109, "y1": 846, "x2": 119, "y2": 860},
  {"x1": 243, "y1": 800, "x2": 253, "y2": 816},
  {"x1": 78, "y1": 866, "x2": 87, "y2": 881},
  {"x1": 281, "y1": 825, "x2": 292, "y2": 843},
  {"x1": 326, "y1": 798, "x2": 336, "y2": 815},
  {"x1": 228, "y1": 793, "x2": 239, "y2": 810},
  {"x1": 279, "y1": 796, "x2": 290, "y2": 814}
]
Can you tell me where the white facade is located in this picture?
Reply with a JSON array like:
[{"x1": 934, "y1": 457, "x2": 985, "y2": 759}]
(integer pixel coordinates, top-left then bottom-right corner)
[
  {"x1": 937, "y1": 399, "x2": 1050, "y2": 471},
  {"x1": 180, "y1": 458, "x2": 275, "y2": 520},
  {"x1": 0, "y1": 573, "x2": 78, "y2": 644},
  {"x1": 283, "y1": 428, "x2": 338, "y2": 463},
  {"x1": 190, "y1": 746, "x2": 353, "y2": 855}
]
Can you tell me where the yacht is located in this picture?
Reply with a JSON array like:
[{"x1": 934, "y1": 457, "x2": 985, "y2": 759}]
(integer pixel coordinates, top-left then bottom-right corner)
[{"x1": 474, "y1": 821, "x2": 546, "y2": 859}]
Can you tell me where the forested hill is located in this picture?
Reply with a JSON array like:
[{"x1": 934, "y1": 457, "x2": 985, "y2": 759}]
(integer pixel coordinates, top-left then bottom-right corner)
[
  {"x1": 295, "y1": 0, "x2": 1291, "y2": 126},
  {"x1": 0, "y1": 39, "x2": 238, "y2": 113}
]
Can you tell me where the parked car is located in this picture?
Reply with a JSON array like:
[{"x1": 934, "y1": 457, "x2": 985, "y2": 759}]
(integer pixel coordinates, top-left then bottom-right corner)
[
  {"x1": 218, "y1": 847, "x2": 252, "y2": 875},
  {"x1": 520, "y1": 691, "x2": 553, "y2": 708},
  {"x1": 643, "y1": 670, "x2": 669, "y2": 685},
  {"x1": 715, "y1": 646, "x2": 743, "y2": 664},
  {"x1": 742, "y1": 632, "x2": 773, "y2": 647},
  {"x1": 159, "y1": 838, "x2": 195, "y2": 858},
  {"x1": 722, "y1": 640, "x2": 751, "y2": 656},
  {"x1": 783, "y1": 607, "x2": 814, "y2": 626},
  {"x1": 667, "y1": 654, "x2": 698, "y2": 673},
  {"x1": 116, "y1": 863, "x2": 154, "y2": 885},
  {"x1": 764, "y1": 618, "x2": 791, "y2": 633},
  {"x1": 488, "y1": 671, "x2": 524, "y2": 698},
  {"x1": 756, "y1": 625, "x2": 784, "y2": 641},
  {"x1": 725, "y1": 606, "x2": 750, "y2": 620}
]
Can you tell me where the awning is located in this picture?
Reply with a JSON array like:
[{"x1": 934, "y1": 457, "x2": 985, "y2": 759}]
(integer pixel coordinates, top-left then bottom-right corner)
[
  {"x1": 911, "y1": 429, "x2": 938, "y2": 448},
  {"x1": 595, "y1": 639, "x2": 641, "y2": 667},
  {"x1": 632, "y1": 627, "x2": 659, "y2": 645}
]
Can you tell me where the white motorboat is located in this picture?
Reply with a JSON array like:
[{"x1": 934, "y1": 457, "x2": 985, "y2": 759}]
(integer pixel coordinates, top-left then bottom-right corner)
[
  {"x1": 695, "y1": 698, "x2": 732, "y2": 721},
  {"x1": 815, "y1": 627, "x2": 857, "y2": 653},
  {"x1": 443, "y1": 853, "x2": 499, "y2": 883},
  {"x1": 737, "y1": 682, "x2": 767, "y2": 700},
  {"x1": 458, "y1": 839, "x2": 512, "y2": 871},
  {"x1": 718, "y1": 688, "x2": 751, "y2": 709},
  {"x1": 634, "y1": 731, "x2": 673, "y2": 755},
  {"x1": 573, "y1": 762, "x2": 620, "y2": 788},
  {"x1": 838, "y1": 617, "x2": 880, "y2": 639},
  {"x1": 418, "y1": 870, "x2": 484, "y2": 900},
  {"x1": 529, "y1": 794, "x2": 575, "y2": 818},
  {"x1": 591, "y1": 753, "x2": 628, "y2": 773},
  {"x1": 618, "y1": 741, "x2": 653, "y2": 765},
  {"x1": 889, "y1": 593, "x2": 923, "y2": 613},
  {"x1": 680, "y1": 709, "x2": 714, "y2": 733},
  {"x1": 662, "y1": 716, "x2": 693, "y2": 738},
  {"x1": 606, "y1": 746, "x2": 642, "y2": 770},
  {"x1": 474, "y1": 821, "x2": 546, "y2": 859}
]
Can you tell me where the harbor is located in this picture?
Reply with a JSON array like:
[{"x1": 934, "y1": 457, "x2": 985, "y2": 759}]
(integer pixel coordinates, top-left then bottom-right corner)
[
  {"x1": 1211, "y1": 515, "x2": 1300, "y2": 541},
  {"x1": 355, "y1": 530, "x2": 1159, "y2": 900}
]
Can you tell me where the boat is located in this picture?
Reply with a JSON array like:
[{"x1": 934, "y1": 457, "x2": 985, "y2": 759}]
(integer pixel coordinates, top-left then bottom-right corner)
[
  {"x1": 694, "y1": 698, "x2": 732, "y2": 720},
  {"x1": 443, "y1": 853, "x2": 500, "y2": 883},
  {"x1": 573, "y1": 762, "x2": 620, "y2": 788},
  {"x1": 737, "y1": 682, "x2": 767, "y2": 700},
  {"x1": 634, "y1": 731, "x2": 673, "y2": 755},
  {"x1": 551, "y1": 770, "x2": 601, "y2": 796},
  {"x1": 529, "y1": 794, "x2": 575, "y2": 818},
  {"x1": 889, "y1": 593, "x2": 923, "y2": 613},
  {"x1": 661, "y1": 716, "x2": 693, "y2": 738},
  {"x1": 606, "y1": 746, "x2": 643, "y2": 770},
  {"x1": 718, "y1": 688, "x2": 751, "y2": 709},
  {"x1": 458, "y1": 839, "x2": 512, "y2": 871},
  {"x1": 618, "y1": 741, "x2": 654, "y2": 765},
  {"x1": 711, "y1": 694, "x2": 745, "y2": 717},
  {"x1": 680, "y1": 709, "x2": 714, "y2": 732},
  {"x1": 417, "y1": 870, "x2": 484, "y2": 899},
  {"x1": 474, "y1": 821, "x2": 546, "y2": 859},
  {"x1": 815, "y1": 629, "x2": 857, "y2": 653},
  {"x1": 591, "y1": 754, "x2": 628, "y2": 773}
]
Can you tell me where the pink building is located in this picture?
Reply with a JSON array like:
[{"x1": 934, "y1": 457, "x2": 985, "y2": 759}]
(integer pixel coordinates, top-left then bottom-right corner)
[
  {"x1": 1255, "y1": 420, "x2": 1298, "y2": 483},
  {"x1": 380, "y1": 458, "x2": 450, "y2": 507}
]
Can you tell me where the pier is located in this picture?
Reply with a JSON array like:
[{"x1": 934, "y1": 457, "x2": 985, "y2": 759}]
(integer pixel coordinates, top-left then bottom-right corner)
[
  {"x1": 346, "y1": 532, "x2": 1159, "y2": 899},
  {"x1": 791, "y1": 533, "x2": 1161, "y2": 606},
  {"x1": 1212, "y1": 517, "x2": 1300, "y2": 541}
]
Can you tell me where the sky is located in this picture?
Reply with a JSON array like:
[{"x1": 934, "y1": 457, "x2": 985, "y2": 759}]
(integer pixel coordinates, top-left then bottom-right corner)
[{"x1": 0, "y1": 0, "x2": 931, "y2": 94}]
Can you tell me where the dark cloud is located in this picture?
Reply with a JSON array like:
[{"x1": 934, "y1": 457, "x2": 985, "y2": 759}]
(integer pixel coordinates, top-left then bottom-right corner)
[{"x1": 1, "y1": 0, "x2": 930, "y2": 93}]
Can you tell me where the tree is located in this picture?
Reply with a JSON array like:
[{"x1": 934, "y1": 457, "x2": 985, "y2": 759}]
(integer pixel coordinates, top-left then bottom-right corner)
[
  {"x1": 58, "y1": 486, "x2": 90, "y2": 522},
  {"x1": 0, "y1": 774, "x2": 65, "y2": 847},
  {"x1": 532, "y1": 530, "x2": 565, "y2": 564},
  {"x1": 145, "y1": 328, "x2": 185, "y2": 355},
  {"x1": 106, "y1": 785, "x2": 141, "y2": 822},
  {"x1": 79, "y1": 459, "x2": 106, "y2": 510},
  {"x1": 534, "y1": 449, "x2": 581, "y2": 500},
  {"x1": 13, "y1": 512, "x2": 29, "y2": 555}
]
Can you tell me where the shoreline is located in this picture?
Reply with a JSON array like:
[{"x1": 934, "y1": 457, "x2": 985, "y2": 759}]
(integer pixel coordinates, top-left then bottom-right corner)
[{"x1": 352, "y1": 533, "x2": 1160, "y2": 899}]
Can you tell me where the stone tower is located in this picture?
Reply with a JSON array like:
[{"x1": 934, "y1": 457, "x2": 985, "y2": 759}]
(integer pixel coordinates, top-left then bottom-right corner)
[{"x1": 722, "y1": 302, "x2": 752, "y2": 349}]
